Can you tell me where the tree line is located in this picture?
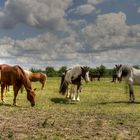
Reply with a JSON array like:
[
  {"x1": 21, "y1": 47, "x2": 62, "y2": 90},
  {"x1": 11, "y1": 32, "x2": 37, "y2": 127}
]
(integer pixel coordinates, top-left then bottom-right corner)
[
  {"x1": 30, "y1": 65, "x2": 140, "y2": 77},
  {"x1": 30, "y1": 65, "x2": 117, "y2": 77}
]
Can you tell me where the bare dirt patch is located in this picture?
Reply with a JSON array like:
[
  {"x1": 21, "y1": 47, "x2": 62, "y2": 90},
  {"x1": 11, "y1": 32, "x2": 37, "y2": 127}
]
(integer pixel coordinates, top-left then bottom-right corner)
[{"x1": 0, "y1": 106, "x2": 140, "y2": 140}]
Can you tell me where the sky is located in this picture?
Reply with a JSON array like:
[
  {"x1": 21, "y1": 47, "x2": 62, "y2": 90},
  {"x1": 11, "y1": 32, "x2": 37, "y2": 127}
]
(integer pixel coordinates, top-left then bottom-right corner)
[{"x1": 0, "y1": 0, "x2": 140, "y2": 70}]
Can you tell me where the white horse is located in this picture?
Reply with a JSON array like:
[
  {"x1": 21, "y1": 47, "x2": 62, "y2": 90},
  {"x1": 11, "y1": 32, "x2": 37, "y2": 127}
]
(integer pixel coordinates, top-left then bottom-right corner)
[
  {"x1": 116, "y1": 64, "x2": 140, "y2": 102},
  {"x1": 59, "y1": 66, "x2": 90, "y2": 101}
]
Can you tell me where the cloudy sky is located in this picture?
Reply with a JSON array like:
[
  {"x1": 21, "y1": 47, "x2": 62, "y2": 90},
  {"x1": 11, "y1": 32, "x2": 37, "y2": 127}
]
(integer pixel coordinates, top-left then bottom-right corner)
[{"x1": 0, "y1": 0, "x2": 140, "y2": 70}]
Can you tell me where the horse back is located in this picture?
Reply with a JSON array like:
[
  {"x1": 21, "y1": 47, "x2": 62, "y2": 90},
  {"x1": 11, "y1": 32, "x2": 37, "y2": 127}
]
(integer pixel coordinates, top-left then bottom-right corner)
[
  {"x1": 1, "y1": 65, "x2": 22, "y2": 85},
  {"x1": 30, "y1": 72, "x2": 46, "y2": 82}
]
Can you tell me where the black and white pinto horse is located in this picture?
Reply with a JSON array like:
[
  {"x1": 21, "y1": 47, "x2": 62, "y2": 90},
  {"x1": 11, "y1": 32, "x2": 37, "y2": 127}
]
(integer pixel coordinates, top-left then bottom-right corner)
[
  {"x1": 116, "y1": 64, "x2": 140, "y2": 102},
  {"x1": 59, "y1": 66, "x2": 90, "y2": 101}
]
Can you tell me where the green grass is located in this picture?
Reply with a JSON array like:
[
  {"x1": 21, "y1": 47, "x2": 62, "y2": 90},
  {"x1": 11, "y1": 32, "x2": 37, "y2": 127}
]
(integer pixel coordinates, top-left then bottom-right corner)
[{"x1": 1, "y1": 77, "x2": 140, "y2": 139}]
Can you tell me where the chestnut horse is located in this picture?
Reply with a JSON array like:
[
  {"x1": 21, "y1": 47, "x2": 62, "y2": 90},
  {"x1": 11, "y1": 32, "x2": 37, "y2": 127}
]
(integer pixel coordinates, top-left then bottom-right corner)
[
  {"x1": 24, "y1": 70, "x2": 47, "y2": 90},
  {"x1": 0, "y1": 64, "x2": 36, "y2": 106}
]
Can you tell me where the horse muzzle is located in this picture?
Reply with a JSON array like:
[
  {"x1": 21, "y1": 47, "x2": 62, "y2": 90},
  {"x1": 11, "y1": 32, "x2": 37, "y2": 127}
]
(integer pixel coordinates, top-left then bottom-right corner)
[{"x1": 31, "y1": 103, "x2": 35, "y2": 107}]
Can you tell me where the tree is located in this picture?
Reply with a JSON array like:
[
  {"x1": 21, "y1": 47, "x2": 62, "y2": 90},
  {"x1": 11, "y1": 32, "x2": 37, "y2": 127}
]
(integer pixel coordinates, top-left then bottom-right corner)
[
  {"x1": 58, "y1": 66, "x2": 67, "y2": 77},
  {"x1": 96, "y1": 65, "x2": 107, "y2": 76},
  {"x1": 133, "y1": 65, "x2": 140, "y2": 69},
  {"x1": 46, "y1": 66, "x2": 57, "y2": 77},
  {"x1": 30, "y1": 67, "x2": 42, "y2": 73}
]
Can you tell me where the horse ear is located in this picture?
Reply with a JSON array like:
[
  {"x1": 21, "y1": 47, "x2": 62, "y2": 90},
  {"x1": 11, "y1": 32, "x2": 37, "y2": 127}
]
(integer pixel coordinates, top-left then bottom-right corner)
[
  {"x1": 84, "y1": 66, "x2": 89, "y2": 70},
  {"x1": 115, "y1": 64, "x2": 122, "y2": 68},
  {"x1": 81, "y1": 66, "x2": 89, "y2": 71}
]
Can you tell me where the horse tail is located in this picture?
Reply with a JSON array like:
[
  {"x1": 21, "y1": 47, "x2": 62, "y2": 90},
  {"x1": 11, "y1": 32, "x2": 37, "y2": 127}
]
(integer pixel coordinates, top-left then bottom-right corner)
[
  {"x1": 40, "y1": 72, "x2": 47, "y2": 90},
  {"x1": 59, "y1": 73, "x2": 68, "y2": 95}
]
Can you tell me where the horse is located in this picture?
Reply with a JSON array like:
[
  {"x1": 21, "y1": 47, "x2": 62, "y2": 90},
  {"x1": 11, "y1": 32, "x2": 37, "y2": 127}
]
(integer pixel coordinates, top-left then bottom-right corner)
[
  {"x1": 59, "y1": 66, "x2": 90, "y2": 101},
  {"x1": 90, "y1": 73, "x2": 101, "y2": 81},
  {"x1": 111, "y1": 73, "x2": 122, "y2": 83},
  {"x1": 111, "y1": 67, "x2": 122, "y2": 83},
  {"x1": 0, "y1": 64, "x2": 36, "y2": 106},
  {"x1": 24, "y1": 70, "x2": 47, "y2": 90},
  {"x1": 116, "y1": 64, "x2": 140, "y2": 102}
]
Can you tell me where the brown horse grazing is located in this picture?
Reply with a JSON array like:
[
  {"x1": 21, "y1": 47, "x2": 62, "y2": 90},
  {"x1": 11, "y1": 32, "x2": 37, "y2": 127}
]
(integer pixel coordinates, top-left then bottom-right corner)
[
  {"x1": 0, "y1": 64, "x2": 36, "y2": 106},
  {"x1": 24, "y1": 70, "x2": 47, "y2": 90}
]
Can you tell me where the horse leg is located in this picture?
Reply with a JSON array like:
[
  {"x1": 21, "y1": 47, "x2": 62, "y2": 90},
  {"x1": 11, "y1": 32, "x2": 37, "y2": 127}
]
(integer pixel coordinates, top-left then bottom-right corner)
[
  {"x1": 42, "y1": 82, "x2": 44, "y2": 90},
  {"x1": 1, "y1": 83, "x2": 6, "y2": 103},
  {"x1": 40, "y1": 81, "x2": 44, "y2": 90},
  {"x1": 129, "y1": 84, "x2": 135, "y2": 102},
  {"x1": 71, "y1": 85, "x2": 76, "y2": 101},
  {"x1": 13, "y1": 84, "x2": 22, "y2": 106},
  {"x1": 66, "y1": 85, "x2": 71, "y2": 99},
  {"x1": 76, "y1": 84, "x2": 82, "y2": 101},
  {"x1": 65, "y1": 89, "x2": 69, "y2": 98}
]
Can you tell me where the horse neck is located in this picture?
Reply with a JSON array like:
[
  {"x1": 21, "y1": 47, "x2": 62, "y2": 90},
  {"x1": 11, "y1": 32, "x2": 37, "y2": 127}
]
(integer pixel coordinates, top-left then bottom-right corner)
[
  {"x1": 121, "y1": 66, "x2": 133, "y2": 82},
  {"x1": 18, "y1": 67, "x2": 32, "y2": 92}
]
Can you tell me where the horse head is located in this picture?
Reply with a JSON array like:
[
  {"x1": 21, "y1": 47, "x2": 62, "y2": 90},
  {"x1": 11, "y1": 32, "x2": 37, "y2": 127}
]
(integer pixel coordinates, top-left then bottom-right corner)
[
  {"x1": 81, "y1": 66, "x2": 90, "y2": 83},
  {"x1": 27, "y1": 88, "x2": 36, "y2": 107},
  {"x1": 115, "y1": 64, "x2": 132, "y2": 81},
  {"x1": 115, "y1": 64, "x2": 123, "y2": 80}
]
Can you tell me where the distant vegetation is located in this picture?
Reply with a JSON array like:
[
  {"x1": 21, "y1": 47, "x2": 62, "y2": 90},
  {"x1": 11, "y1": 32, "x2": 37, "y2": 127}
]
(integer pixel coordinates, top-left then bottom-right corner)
[{"x1": 30, "y1": 64, "x2": 140, "y2": 77}]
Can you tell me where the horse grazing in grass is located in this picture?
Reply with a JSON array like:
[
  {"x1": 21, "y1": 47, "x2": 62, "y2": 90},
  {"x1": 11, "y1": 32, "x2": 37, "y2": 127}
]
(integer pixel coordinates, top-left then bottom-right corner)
[
  {"x1": 24, "y1": 70, "x2": 47, "y2": 90},
  {"x1": 59, "y1": 66, "x2": 90, "y2": 101},
  {"x1": 0, "y1": 64, "x2": 36, "y2": 106},
  {"x1": 111, "y1": 67, "x2": 122, "y2": 83},
  {"x1": 111, "y1": 73, "x2": 122, "y2": 83},
  {"x1": 116, "y1": 64, "x2": 140, "y2": 102}
]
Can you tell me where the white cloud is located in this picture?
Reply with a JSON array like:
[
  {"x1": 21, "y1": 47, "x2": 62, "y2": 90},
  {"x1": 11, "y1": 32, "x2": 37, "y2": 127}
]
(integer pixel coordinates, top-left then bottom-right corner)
[
  {"x1": 82, "y1": 12, "x2": 129, "y2": 50},
  {"x1": 137, "y1": 7, "x2": 140, "y2": 13},
  {"x1": 75, "y1": 4, "x2": 95, "y2": 15},
  {"x1": 0, "y1": 31, "x2": 83, "y2": 69},
  {"x1": 79, "y1": 11, "x2": 140, "y2": 67},
  {"x1": 87, "y1": 0, "x2": 104, "y2": 5},
  {"x1": 0, "y1": 0, "x2": 72, "y2": 30},
  {"x1": 0, "y1": 0, "x2": 140, "y2": 69}
]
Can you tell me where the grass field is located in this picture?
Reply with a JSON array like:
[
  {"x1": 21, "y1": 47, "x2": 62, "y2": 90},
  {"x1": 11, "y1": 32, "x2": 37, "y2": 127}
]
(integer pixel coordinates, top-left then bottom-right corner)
[{"x1": 0, "y1": 77, "x2": 140, "y2": 140}]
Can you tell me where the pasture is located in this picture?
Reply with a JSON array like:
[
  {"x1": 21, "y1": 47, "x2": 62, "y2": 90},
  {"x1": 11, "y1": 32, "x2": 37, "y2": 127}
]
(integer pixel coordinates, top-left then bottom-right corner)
[{"x1": 0, "y1": 77, "x2": 140, "y2": 139}]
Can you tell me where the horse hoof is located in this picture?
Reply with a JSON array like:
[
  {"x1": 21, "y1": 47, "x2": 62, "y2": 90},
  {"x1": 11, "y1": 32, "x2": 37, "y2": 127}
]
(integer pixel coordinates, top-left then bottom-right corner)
[
  {"x1": 1, "y1": 100, "x2": 6, "y2": 104},
  {"x1": 66, "y1": 96, "x2": 70, "y2": 99},
  {"x1": 13, "y1": 103, "x2": 18, "y2": 106},
  {"x1": 129, "y1": 100, "x2": 134, "y2": 103},
  {"x1": 71, "y1": 97, "x2": 76, "y2": 101}
]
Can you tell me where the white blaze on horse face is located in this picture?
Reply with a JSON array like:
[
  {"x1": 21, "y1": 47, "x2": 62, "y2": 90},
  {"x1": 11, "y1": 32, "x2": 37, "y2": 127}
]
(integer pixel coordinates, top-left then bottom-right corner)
[
  {"x1": 85, "y1": 71, "x2": 90, "y2": 82},
  {"x1": 117, "y1": 68, "x2": 122, "y2": 79}
]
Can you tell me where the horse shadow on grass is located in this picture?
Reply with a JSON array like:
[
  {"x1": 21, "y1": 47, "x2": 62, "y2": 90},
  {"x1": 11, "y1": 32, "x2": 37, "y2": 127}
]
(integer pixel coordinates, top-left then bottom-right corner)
[
  {"x1": 98, "y1": 100, "x2": 140, "y2": 105},
  {"x1": 51, "y1": 97, "x2": 77, "y2": 105}
]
